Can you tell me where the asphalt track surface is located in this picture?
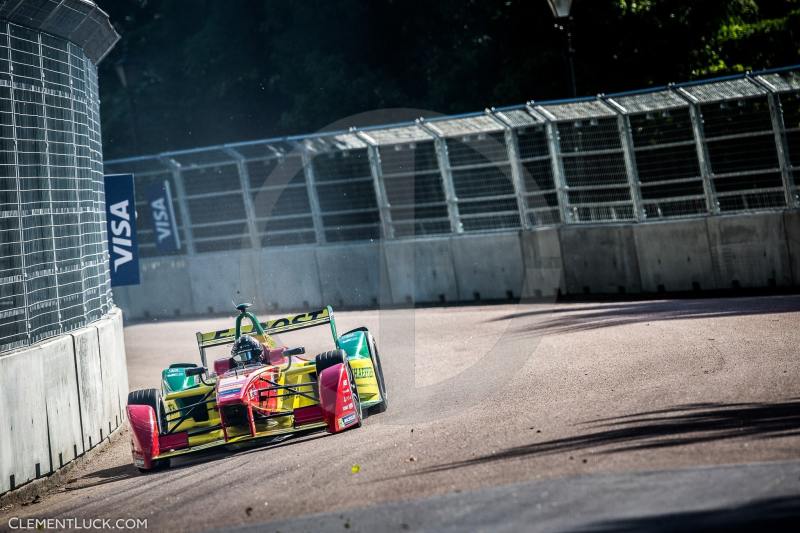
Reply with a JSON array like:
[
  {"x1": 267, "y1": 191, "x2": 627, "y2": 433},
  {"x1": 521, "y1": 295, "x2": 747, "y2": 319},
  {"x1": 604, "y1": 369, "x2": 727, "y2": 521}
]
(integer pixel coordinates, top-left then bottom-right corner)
[{"x1": 2, "y1": 296, "x2": 800, "y2": 531}]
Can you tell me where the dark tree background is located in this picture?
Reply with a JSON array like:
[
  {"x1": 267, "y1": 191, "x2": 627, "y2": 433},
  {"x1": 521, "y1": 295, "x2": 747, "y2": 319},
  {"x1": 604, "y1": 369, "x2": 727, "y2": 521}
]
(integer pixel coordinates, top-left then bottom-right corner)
[{"x1": 97, "y1": 0, "x2": 800, "y2": 159}]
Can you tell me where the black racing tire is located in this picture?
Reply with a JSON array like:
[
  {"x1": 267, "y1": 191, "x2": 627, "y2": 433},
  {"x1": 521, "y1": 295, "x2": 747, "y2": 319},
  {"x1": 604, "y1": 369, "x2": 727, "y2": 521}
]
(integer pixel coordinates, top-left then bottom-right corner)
[
  {"x1": 367, "y1": 334, "x2": 388, "y2": 414},
  {"x1": 127, "y1": 388, "x2": 170, "y2": 472},
  {"x1": 315, "y1": 349, "x2": 347, "y2": 375}
]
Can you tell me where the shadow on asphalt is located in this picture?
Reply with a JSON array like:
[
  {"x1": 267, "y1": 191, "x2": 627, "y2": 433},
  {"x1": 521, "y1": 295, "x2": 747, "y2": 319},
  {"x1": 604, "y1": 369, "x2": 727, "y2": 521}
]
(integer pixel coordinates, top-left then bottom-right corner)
[
  {"x1": 490, "y1": 296, "x2": 800, "y2": 335},
  {"x1": 574, "y1": 494, "x2": 800, "y2": 532},
  {"x1": 410, "y1": 400, "x2": 800, "y2": 476},
  {"x1": 66, "y1": 431, "x2": 328, "y2": 491}
]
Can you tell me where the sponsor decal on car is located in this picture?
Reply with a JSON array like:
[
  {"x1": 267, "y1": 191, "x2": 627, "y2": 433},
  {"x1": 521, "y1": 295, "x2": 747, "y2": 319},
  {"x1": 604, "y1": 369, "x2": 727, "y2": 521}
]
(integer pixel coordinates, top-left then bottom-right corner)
[
  {"x1": 339, "y1": 413, "x2": 357, "y2": 429},
  {"x1": 218, "y1": 387, "x2": 242, "y2": 397},
  {"x1": 353, "y1": 367, "x2": 373, "y2": 379}
]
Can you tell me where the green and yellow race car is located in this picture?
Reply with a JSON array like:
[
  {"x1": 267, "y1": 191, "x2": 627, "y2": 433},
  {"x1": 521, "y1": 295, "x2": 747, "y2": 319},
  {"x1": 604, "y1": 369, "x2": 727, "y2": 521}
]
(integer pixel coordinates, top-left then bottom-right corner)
[{"x1": 126, "y1": 304, "x2": 387, "y2": 471}]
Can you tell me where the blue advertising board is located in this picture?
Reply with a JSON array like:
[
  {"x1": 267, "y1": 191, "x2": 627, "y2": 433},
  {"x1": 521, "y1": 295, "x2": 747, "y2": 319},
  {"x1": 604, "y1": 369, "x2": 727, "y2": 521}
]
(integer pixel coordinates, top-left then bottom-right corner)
[
  {"x1": 146, "y1": 180, "x2": 181, "y2": 253},
  {"x1": 104, "y1": 173, "x2": 140, "y2": 286}
]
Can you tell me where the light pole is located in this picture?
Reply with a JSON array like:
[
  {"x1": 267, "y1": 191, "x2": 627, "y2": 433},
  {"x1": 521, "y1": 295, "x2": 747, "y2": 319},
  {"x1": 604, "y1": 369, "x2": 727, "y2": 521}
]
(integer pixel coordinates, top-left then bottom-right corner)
[{"x1": 547, "y1": 0, "x2": 576, "y2": 98}]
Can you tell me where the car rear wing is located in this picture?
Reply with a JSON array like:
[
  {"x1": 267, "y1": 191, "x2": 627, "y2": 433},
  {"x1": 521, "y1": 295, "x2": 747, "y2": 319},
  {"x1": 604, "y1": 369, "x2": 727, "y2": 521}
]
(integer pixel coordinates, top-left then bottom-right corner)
[{"x1": 196, "y1": 306, "x2": 338, "y2": 368}]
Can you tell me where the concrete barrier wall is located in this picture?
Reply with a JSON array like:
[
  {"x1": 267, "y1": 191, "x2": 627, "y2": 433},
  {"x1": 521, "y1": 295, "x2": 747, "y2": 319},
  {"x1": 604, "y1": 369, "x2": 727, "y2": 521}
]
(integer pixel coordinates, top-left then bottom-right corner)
[
  {"x1": 115, "y1": 211, "x2": 800, "y2": 319},
  {"x1": 633, "y1": 218, "x2": 717, "y2": 292},
  {"x1": 0, "y1": 308, "x2": 128, "y2": 495}
]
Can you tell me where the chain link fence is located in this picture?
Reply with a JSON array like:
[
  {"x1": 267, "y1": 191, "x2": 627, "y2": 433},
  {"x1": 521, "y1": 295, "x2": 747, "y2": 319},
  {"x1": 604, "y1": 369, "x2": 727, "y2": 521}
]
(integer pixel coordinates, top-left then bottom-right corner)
[
  {"x1": 104, "y1": 67, "x2": 800, "y2": 264},
  {"x1": 0, "y1": 20, "x2": 112, "y2": 353}
]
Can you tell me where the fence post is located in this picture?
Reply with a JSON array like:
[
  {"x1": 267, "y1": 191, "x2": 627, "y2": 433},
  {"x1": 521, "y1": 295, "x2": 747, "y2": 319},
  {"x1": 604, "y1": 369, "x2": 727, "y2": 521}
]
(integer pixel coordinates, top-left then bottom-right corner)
[
  {"x1": 674, "y1": 87, "x2": 719, "y2": 215},
  {"x1": 160, "y1": 157, "x2": 196, "y2": 255},
  {"x1": 605, "y1": 97, "x2": 645, "y2": 222},
  {"x1": 7, "y1": 23, "x2": 30, "y2": 347},
  {"x1": 354, "y1": 130, "x2": 395, "y2": 239},
  {"x1": 528, "y1": 104, "x2": 571, "y2": 224},
  {"x1": 487, "y1": 110, "x2": 530, "y2": 229},
  {"x1": 66, "y1": 39, "x2": 88, "y2": 326},
  {"x1": 417, "y1": 119, "x2": 463, "y2": 233},
  {"x1": 298, "y1": 144, "x2": 327, "y2": 244},
  {"x1": 37, "y1": 32, "x2": 63, "y2": 332},
  {"x1": 224, "y1": 147, "x2": 262, "y2": 250},
  {"x1": 750, "y1": 75, "x2": 797, "y2": 208}
]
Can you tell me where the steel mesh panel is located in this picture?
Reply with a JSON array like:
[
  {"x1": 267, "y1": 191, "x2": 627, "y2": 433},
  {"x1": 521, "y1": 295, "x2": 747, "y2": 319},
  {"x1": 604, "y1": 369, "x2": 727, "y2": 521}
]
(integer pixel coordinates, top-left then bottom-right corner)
[
  {"x1": 562, "y1": 153, "x2": 628, "y2": 187},
  {"x1": 383, "y1": 171, "x2": 446, "y2": 205},
  {"x1": 451, "y1": 165, "x2": 514, "y2": 198},
  {"x1": 429, "y1": 115, "x2": 503, "y2": 136},
  {"x1": 248, "y1": 155, "x2": 313, "y2": 244},
  {"x1": 781, "y1": 91, "x2": 800, "y2": 174},
  {"x1": 311, "y1": 149, "x2": 379, "y2": 242},
  {"x1": 682, "y1": 78, "x2": 766, "y2": 103},
  {"x1": 629, "y1": 109, "x2": 695, "y2": 146},
  {"x1": 379, "y1": 142, "x2": 438, "y2": 174},
  {"x1": 378, "y1": 142, "x2": 449, "y2": 237},
  {"x1": 757, "y1": 72, "x2": 800, "y2": 93},
  {"x1": 496, "y1": 109, "x2": 541, "y2": 128},
  {"x1": 558, "y1": 118, "x2": 621, "y2": 153},
  {"x1": 628, "y1": 108, "x2": 706, "y2": 219},
  {"x1": 363, "y1": 124, "x2": 431, "y2": 145},
  {"x1": 181, "y1": 163, "x2": 240, "y2": 195},
  {"x1": 701, "y1": 97, "x2": 774, "y2": 138},
  {"x1": 446, "y1": 132, "x2": 509, "y2": 166},
  {"x1": 608, "y1": 90, "x2": 688, "y2": 114},
  {"x1": 538, "y1": 100, "x2": 616, "y2": 122},
  {"x1": 517, "y1": 127, "x2": 549, "y2": 159}
]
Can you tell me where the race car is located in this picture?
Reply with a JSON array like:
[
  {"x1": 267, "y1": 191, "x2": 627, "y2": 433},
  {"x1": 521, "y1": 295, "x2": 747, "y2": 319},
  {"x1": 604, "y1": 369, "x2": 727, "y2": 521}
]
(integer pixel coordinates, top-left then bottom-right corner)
[{"x1": 126, "y1": 304, "x2": 388, "y2": 471}]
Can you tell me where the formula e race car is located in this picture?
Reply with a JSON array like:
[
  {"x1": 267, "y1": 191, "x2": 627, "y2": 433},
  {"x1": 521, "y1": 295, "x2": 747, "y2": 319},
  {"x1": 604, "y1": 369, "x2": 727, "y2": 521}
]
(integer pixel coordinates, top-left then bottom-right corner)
[{"x1": 126, "y1": 304, "x2": 387, "y2": 471}]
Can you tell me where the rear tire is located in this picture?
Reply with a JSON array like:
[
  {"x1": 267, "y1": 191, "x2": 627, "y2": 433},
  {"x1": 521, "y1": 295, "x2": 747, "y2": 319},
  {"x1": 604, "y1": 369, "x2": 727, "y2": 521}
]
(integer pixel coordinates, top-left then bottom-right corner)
[{"x1": 127, "y1": 388, "x2": 170, "y2": 472}]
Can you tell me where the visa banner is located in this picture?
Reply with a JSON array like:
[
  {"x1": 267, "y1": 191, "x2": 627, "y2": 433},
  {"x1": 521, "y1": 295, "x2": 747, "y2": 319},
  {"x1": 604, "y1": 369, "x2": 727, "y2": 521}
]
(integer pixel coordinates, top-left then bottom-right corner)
[
  {"x1": 146, "y1": 180, "x2": 181, "y2": 253},
  {"x1": 104, "y1": 173, "x2": 140, "y2": 286}
]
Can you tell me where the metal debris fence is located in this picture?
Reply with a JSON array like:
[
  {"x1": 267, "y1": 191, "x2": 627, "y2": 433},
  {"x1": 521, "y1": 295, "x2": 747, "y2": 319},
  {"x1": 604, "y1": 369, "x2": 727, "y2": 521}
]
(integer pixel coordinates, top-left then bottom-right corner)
[
  {"x1": 0, "y1": 20, "x2": 111, "y2": 353},
  {"x1": 105, "y1": 67, "x2": 800, "y2": 262}
]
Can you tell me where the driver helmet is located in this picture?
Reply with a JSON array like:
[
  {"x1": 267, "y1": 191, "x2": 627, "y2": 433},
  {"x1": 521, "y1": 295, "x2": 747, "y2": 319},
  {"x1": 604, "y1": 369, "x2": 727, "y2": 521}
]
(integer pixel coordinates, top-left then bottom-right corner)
[{"x1": 231, "y1": 335, "x2": 264, "y2": 366}]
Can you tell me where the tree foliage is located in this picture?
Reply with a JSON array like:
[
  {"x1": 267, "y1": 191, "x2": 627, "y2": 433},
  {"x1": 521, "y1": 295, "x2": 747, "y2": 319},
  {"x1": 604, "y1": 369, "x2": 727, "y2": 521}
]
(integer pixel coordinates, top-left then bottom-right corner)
[{"x1": 97, "y1": 0, "x2": 800, "y2": 159}]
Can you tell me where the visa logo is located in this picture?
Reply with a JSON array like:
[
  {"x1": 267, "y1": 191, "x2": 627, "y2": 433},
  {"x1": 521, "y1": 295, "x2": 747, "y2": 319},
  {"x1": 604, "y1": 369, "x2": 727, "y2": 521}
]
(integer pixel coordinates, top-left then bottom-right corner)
[
  {"x1": 151, "y1": 196, "x2": 172, "y2": 244},
  {"x1": 109, "y1": 199, "x2": 133, "y2": 272}
]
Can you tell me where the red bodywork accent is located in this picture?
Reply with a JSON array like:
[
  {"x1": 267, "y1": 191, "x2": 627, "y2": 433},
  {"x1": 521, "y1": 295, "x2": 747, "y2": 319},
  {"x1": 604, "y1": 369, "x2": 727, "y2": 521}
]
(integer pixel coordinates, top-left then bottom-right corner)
[
  {"x1": 317, "y1": 363, "x2": 360, "y2": 433},
  {"x1": 293, "y1": 405, "x2": 324, "y2": 426},
  {"x1": 127, "y1": 404, "x2": 159, "y2": 469},
  {"x1": 214, "y1": 357, "x2": 232, "y2": 375},
  {"x1": 159, "y1": 432, "x2": 189, "y2": 452},
  {"x1": 264, "y1": 347, "x2": 287, "y2": 366}
]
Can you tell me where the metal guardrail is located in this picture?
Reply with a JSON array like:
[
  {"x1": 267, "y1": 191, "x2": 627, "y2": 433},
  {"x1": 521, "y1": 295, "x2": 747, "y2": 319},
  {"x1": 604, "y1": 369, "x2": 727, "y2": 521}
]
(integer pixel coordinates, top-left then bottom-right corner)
[
  {"x1": 105, "y1": 67, "x2": 800, "y2": 260},
  {"x1": 0, "y1": 20, "x2": 111, "y2": 353}
]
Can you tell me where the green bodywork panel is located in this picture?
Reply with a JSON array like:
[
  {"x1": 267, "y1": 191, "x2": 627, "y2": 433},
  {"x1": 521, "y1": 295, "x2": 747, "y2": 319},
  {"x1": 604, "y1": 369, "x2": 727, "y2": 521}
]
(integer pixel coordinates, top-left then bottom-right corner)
[
  {"x1": 338, "y1": 330, "x2": 370, "y2": 360},
  {"x1": 162, "y1": 364, "x2": 200, "y2": 394}
]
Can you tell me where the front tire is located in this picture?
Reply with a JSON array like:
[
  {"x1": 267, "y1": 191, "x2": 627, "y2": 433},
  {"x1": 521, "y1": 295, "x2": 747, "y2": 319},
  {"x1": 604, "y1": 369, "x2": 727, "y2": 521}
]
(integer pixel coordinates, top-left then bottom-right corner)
[{"x1": 368, "y1": 334, "x2": 388, "y2": 414}]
